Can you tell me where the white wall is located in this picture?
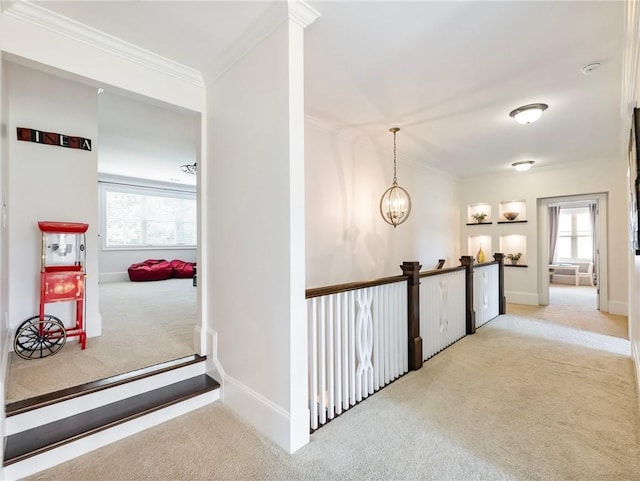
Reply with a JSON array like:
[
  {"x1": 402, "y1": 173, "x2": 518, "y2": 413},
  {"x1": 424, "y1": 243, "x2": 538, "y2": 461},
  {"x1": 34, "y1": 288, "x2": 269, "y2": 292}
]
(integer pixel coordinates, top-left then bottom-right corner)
[
  {"x1": 207, "y1": 14, "x2": 309, "y2": 453},
  {"x1": 6, "y1": 62, "x2": 100, "y2": 335},
  {"x1": 0, "y1": 53, "x2": 9, "y2": 467},
  {"x1": 0, "y1": 8, "x2": 203, "y2": 112},
  {"x1": 625, "y1": 0, "x2": 640, "y2": 403},
  {"x1": 305, "y1": 123, "x2": 460, "y2": 288},
  {"x1": 99, "y1": 248, "x2": 197, "y2": 282},
  {"x1": 459, "y1": 158, "x2": 628, "y2": 314}
]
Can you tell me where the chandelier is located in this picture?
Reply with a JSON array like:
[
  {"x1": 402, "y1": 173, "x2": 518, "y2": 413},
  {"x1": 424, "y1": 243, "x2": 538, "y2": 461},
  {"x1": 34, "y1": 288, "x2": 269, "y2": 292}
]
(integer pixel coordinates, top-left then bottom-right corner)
[{"x1": 379, "y1": 127, "x2": 411, "y2": 227}]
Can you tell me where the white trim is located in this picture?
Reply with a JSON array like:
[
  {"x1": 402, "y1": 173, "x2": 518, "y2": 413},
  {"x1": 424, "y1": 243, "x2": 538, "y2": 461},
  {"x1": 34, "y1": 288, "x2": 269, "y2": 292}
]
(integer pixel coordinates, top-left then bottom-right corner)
[
  {"x1": 205, "y1": 328, "x2": 225, "y2": 386},
  {"x1": 288, "y1": 0, "x2": 321, "y2": 29},
  {"x1": 223, "y1": 374, "x2": 305, "y2": 454},
  {"x1": 2, "y1": 390, "x2": 219, "y2": 480},
  {"x1": 608, "y1": 300, "x2": 628, "y2": 317},
  {"x1": 304, "y1": 114, "x2": 337, "y2": 133},
  {"x1": 99, "y1": 183, "x2": 197, "y2": 250},
  {"x1": 538, "y1": 193, "x2": 608, "y2": 312},
  {"x1": 201, "y1": 2, "x2": 286, "y2": 86},
  {"x1": 633, "y1": 340, "x2": 640, "y2": 413},
  {"x1": 5, "y1": 361, "x2": 206, "y2": 435},
  {"x1": 98, "y1": 272, "x2": 129, "y2": 283},
  {"x1": 98, "y1": 174, "x2": 196, "y2": 193},
  {"x1": 505, "y1": 291, "x2": 539, "y2": 306},
  {"x1": 2, "y1": 0, "x2": 203, "y2": 87}
]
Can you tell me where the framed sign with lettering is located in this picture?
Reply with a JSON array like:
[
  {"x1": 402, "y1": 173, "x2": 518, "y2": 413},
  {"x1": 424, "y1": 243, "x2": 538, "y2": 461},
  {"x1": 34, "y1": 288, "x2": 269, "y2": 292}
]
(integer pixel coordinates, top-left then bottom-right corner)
[{"x1": 16, "y1": 127, "x2": 92, "y2": 151}]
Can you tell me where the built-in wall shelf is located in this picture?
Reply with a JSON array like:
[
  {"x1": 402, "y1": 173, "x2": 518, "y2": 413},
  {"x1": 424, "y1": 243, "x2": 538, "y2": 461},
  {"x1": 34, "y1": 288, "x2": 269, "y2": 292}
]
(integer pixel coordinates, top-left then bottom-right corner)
[
  {"x1": 500, "y1": 234, "x2": 526, "y2": 266},
  {"x1": 466, "y1": 222, "x2": 492, "y2": 226},
  {"x1": 467, "y1": 203, "x2": 492, "y2": 224},
  {"x1": 498, "y1": 200, "x2": 526, "y2": 222},
  {"x1": 497, "y1": 220, "x2": 527, "y2": 224}
]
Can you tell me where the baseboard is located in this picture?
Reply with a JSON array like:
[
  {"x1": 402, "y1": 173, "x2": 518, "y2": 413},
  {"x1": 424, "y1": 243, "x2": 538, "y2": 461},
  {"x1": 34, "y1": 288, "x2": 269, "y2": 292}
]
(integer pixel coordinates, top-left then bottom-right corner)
[
  {"x1": 0, "y1": 328, "x2": 10, "y2": 476},
  {"x1": 223, "y1": 374, "x2": 308, "y2": 454},
  {"x1": 632, "y1": 340, "x2": 640, "y2": 413},
  {"x1": 608, "y1": 301, "x2": 628, "y2": 316},
  {"x1": 205, "y1": 328, "x2": 225, "y2": 386},
  {"x1": 98, "y1": 272, "x2": 129, "y2": 283},
  {"x1": 505, "y1": 291, "x2": 538, "y2": 305}
]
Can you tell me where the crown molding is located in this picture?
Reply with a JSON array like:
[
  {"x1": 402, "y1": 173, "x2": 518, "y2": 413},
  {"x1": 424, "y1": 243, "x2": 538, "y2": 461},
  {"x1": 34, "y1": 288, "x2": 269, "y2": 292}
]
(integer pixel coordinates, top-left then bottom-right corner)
[
  {"x1": 304, "y1": 114, "x2": 337, "y2": 133},
  {"x1": 202, "y1": 1, "x2": 321, "y2": 86},
  {"x1": 201, "y1": 1, "x2": 286, "y2": 86},
  {"x1": 2, "y1": 0, "x2": 204, "y2": 88},
  {"x1": 288, "y1": 0, "x2": 321, "y2": 29}
]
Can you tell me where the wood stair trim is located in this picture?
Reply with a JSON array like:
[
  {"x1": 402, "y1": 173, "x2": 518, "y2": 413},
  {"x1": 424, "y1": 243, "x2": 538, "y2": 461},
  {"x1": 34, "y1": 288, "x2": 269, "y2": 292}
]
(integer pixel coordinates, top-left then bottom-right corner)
[
  {"x1": 4, "y1": 374, "x2": 219, "y2": 466},
  {"x1": 6, "y1": 354, "x2": 206, "y2": 417}
]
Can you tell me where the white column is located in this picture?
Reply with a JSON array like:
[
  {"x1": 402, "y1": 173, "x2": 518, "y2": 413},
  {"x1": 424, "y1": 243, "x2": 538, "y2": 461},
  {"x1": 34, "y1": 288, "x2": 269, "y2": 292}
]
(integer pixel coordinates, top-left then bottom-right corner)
[{"x1": 206, "y1": 1, "x2": 319, "y2": 453}]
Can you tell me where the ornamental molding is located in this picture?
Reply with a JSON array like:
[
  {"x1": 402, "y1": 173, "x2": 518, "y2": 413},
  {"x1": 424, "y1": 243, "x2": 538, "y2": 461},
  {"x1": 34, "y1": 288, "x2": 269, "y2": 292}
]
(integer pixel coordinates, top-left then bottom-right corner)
[
  {"x1": 288, "y1": 0, "x2": 321, "y2": 29},
  {"x1": 2, "y1": 0, "x2": 203, "y2": 87},
  {"x1": 202, "y1": 1, "x2": 321, "y2": 85}
]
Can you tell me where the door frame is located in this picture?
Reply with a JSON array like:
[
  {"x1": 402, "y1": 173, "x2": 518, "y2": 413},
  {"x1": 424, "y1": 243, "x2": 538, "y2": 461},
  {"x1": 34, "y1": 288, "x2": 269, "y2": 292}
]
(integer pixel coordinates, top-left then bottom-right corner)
[{"x1": 537, "y1": 193, "x2": 608, "y2": 311}]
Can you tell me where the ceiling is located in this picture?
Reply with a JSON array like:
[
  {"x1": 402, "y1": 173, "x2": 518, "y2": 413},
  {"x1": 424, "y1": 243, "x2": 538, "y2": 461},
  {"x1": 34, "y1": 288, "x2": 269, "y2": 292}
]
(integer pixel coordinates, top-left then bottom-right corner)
[{"x1": 29, "y1": 0, "x2": 624, "y2": 182}]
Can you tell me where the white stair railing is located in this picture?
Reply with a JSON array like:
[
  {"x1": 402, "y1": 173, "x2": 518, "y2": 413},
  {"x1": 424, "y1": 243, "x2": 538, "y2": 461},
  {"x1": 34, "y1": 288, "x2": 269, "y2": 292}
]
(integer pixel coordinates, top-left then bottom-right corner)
[
  {"x1": 473, "y1": 262, "x2": 500, "y2": 328},
  {"x1": 307, "y1": 280, "x2": 407, "y2": 430},
  {"x1": 419, "y1": 268, "x2": 467, "y2": 360}
]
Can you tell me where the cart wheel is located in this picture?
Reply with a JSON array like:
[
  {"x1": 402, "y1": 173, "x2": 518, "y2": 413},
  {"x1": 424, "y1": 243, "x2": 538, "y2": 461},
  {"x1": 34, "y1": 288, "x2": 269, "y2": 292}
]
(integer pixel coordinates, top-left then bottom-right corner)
[{"x1": 13, "y1": 315, "x2": 67, "y2": 360}]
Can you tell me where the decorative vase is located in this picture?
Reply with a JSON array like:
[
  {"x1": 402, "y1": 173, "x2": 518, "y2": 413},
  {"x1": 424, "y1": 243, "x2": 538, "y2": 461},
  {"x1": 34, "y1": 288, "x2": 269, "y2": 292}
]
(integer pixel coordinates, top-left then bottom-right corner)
[
  {"x1": 511, "y1": 259, "x2": 518, "y2": 265},
  {"x1": 476, "y1": 244, "x2": 486, "y2": 263}
]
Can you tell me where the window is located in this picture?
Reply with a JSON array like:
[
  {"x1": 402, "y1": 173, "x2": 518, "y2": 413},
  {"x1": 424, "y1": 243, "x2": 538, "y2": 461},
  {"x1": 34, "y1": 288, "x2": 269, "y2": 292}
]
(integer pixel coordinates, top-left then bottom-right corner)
[
  {"x1": 556, "y1": 207, "x2": 592, "y2": 261},
  {"x1": 101, "y1": 183, "x2": 196, "y2": 249}
]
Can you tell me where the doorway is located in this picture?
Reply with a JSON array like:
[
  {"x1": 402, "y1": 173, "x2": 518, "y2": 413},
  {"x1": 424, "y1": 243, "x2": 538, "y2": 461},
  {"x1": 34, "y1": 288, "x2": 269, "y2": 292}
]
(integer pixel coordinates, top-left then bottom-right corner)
[
  {"x1": 3, "y1": 61, "x2": 206, "y2": 404},
  {"x1": 538, "y1": 193, "x2": 608, "y2": 312}
]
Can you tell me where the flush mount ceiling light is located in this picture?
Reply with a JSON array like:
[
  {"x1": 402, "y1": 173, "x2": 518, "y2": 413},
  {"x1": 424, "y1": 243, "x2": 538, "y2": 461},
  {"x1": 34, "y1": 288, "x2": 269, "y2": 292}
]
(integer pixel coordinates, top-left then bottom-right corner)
[
  {"x1": 180, "y1": 162, "x2": 197, "y2": 174},
  {"x1": 581, "y1": 62, "x2": 601, "y2": 75},
  {"x1": 380, "y1": 127, "x2": 411, "y2": 228},
  {"x1": 509, "y1": 103, "x2": 548, "y2": 124},
  {"x1": 512, "y1": 160, "x2": 535, "y2": 171}
]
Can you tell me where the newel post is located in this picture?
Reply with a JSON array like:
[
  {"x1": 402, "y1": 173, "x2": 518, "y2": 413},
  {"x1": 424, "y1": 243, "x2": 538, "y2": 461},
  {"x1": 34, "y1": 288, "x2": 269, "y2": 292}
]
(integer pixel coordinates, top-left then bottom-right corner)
[
  {"x1": 460, "y1": 256, "x2": 476, "y2": 335},
  {"x1": 493, "y1": 253, "x2": 506, "y2": 314},
  {"x1": 401, "y1": 261, "x2": 422, "y2": 371}
]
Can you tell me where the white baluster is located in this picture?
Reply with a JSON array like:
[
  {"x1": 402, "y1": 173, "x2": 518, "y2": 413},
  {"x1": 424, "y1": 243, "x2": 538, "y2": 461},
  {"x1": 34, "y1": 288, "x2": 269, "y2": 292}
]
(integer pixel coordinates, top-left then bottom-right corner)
[{"x1": 309, "y1": 298, "x2": 318, "y2": 430}]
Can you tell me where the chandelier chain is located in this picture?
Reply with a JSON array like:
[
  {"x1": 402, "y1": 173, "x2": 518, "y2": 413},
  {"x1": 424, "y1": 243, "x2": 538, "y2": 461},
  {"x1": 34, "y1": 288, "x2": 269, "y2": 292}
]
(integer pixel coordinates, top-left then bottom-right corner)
[{"x1": 393, "y1": 129, "x2": 398, "y2": 184}]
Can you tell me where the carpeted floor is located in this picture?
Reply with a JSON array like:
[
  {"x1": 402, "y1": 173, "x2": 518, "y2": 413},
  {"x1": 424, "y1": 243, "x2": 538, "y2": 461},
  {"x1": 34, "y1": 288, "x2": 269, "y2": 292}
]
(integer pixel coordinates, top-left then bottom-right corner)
[
  {"x1": 26, "y1": 314, "x2": 640, "y2": 481},
  {"x1": 5, "y1": 278, "x2": 196, "y2": 403},
  {"x1": 510, "y1": 279, "x2": 627, "y2": 340}
]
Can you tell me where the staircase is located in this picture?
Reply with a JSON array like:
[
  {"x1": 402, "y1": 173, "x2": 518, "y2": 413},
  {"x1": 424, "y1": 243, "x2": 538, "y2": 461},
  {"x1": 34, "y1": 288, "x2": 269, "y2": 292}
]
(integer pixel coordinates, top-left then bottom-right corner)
[{"x1": 3, "y1": 354, "x2": 220, "y2": 480}]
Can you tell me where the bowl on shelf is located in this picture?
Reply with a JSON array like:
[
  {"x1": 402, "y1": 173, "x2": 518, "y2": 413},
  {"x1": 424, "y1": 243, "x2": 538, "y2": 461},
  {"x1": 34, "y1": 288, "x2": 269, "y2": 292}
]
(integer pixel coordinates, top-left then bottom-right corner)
[{"x1": 502, "y1": 211, "x2": 519, "y2": 221}]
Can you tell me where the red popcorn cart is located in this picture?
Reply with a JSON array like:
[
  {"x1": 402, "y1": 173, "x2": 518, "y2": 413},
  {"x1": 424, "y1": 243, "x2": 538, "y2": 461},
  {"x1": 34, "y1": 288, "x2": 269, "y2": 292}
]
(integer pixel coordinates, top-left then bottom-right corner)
[{"x1": 13, "y1": 221, "x2": 88, "y2": 359}]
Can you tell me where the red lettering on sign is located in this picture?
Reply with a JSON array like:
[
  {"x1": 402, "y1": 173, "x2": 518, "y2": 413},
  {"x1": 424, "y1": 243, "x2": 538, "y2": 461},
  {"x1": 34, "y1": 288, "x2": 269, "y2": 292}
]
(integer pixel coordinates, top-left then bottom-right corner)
[
  {"x1": 16, "y1": 127, "x2": 92, "y2": 152},
  {"x1": 43, "y1": 132, "x2": 58, "y2": 145}
]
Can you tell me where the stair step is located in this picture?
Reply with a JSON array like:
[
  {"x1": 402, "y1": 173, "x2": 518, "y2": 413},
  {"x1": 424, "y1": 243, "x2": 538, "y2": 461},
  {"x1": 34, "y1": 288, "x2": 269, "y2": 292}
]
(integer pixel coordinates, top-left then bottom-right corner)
[
  {"x1": 6, "y1": 354, "x2": 206, "y2": 417},
  {"x1": 4, "y1": 374, "x2": 219, "y2": 466}
]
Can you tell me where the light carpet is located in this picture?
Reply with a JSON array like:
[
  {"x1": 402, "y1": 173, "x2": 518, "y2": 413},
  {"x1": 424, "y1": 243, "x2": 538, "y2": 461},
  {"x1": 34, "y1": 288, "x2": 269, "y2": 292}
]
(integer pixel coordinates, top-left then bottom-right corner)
[
  {"x1": 27, "y1": 314, "x2": 640, "y2": 481},
  {"x1": 6, "y1": 278, "x2": 196, "y2": 403}
]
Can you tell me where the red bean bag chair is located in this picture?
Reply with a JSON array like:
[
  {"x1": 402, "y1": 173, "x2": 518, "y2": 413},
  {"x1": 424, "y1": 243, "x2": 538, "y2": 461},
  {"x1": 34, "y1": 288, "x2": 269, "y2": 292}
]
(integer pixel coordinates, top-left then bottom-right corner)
[
  {"x1": 170, "y1": 259, "x2": 196, "y2": 278},
  {"x1": 128, "y1": 259, "x2": 173, "y2": 282}
]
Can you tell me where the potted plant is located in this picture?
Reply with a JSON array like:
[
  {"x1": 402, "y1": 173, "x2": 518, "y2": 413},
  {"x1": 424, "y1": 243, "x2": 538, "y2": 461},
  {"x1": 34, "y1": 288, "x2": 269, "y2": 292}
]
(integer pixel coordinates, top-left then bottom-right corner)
[
  {"x1": 506, "y1": 252, "x2": 522, "y2": 265},
  {"x1": 471, "y1": 212, "x2": 487, "y2": 223}
]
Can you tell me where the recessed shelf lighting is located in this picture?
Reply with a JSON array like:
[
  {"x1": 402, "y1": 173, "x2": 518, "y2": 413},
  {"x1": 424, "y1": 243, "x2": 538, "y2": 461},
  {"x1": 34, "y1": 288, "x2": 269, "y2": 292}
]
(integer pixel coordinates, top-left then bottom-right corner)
[{"x1": 509, "y1": 103, "x2": 548, "y2": 124}]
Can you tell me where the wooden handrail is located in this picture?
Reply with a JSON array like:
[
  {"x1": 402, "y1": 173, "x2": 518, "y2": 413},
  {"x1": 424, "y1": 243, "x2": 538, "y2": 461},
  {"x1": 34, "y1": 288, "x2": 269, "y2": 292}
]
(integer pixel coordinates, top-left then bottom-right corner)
[
  {"x1": 305, "y1": 274, "x2": 407, "y2": 299},
  {"x1": 419, "y1": 266, "x2": 465, "y2": 278}
]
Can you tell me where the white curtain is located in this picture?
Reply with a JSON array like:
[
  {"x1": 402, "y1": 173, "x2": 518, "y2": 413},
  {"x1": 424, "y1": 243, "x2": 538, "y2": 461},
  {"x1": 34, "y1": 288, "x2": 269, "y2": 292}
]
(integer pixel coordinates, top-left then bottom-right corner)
[
  {"x1": 589, "y1": 202, "x2": 597, "y2": 285},
  {"x1": 548, "y1": 206, "x2": 560, "y2": 264}
]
